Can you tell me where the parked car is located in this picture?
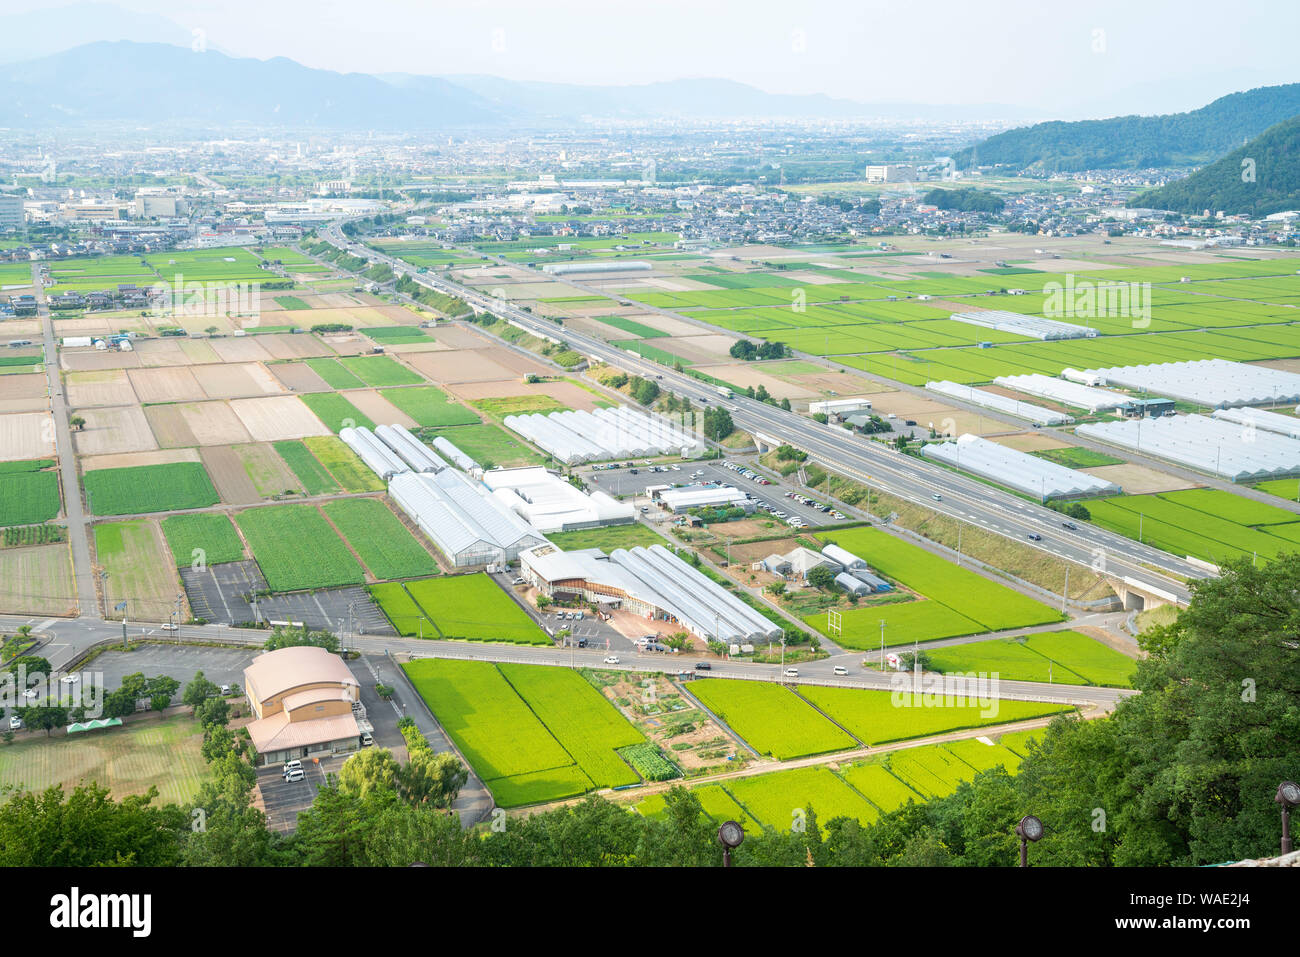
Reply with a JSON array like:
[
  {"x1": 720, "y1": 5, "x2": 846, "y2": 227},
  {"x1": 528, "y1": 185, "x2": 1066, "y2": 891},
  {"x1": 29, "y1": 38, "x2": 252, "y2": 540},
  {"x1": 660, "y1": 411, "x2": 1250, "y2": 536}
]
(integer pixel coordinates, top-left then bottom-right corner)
[
  {"x1": 361, "y1": 732, "x2": 374, "y2": 747},
  {"x1": 284, "y1": 768, "x2": 306, "y2": 783},
  {"x1": 8, "y1": 716, "x2": 21, "y2": 730},
  {"x1": 220, "y1": 684, "x2": 231, "y2": 696}
]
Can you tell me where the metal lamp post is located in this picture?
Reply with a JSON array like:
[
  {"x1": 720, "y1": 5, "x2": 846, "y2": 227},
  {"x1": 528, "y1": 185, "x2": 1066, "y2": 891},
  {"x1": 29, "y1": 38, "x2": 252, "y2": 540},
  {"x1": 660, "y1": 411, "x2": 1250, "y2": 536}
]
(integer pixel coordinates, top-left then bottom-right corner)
[
  {"x1": 1015, "y1": 814, "x2": 1044, "y2": 867},
  {"x1": 718, "y1": 820, "x2": 745, "y2": 867},
  {"x1": 1276, "y1": 781, "x2": 1300, "y2": 854}
]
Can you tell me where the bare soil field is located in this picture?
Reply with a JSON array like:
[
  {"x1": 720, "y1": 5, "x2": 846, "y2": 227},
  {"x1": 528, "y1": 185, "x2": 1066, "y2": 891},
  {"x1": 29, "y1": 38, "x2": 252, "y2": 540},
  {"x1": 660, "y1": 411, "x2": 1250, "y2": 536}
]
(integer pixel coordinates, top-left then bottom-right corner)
[
  {"x1": 81, "y1": 448, "x2": 202, "y2": 472},
  {"x1": 180, "y1": 401, "x2": 255, "y2": 446},
  {"x1": 382, "y1": 340, "x2": 452, "y2": 355},
  {"x1": 427, "y1": 325, "x2": 490, "y2": 350},
  {"x1": 128, "y1": 366, "x2": 206, "y2": 403},
  {"x1": 342, "y1": 390, "x2": 418, "y2": 429},
  {"x1": 990, "y1": 433, "x2": 1070, "y2": 453},
  {"x1": 51, "y1": 317, "x2": 117, "y2": 336},
  {"x1": 0, "y1": 320, "x2": 42, "y2": 337},
  {"x1": 200, "y1": 445, "x2": 278, "y2": 504},
  {"x1": 782, "y1": 368, "x2": 892, "y2": 396},
  {"x1": 267, "y1": 362, "x2": 332, "y2": 393},
  {"x1": 65, "y1": 369, "x2": 137, "y2": 408},
  {"x1": 230, "y1": 395, "x2": 332, "y2": 441},
  {"x1": 73, "y1": 406, "x2": 156, "y2": 455},
  {"x1": 133, "y1": 339, "x2": 199, "y2": 367},
  {"x1": 256, "y1": 334, "x2": 335, "y2": 360},
  {"x1": 0, "y1": 411, "x2": 55, "y2": 461},
  {"x1": 0, "y1": 373, "x2": 49, "y2": 412},
  {"x1": 143, "y1": 404, "x2": 198, "y2": 448},
  {"x1": 0, "y1": 543, "x2": 77, "y2": 616},
  {"x1": 178, "y1": 340, "x2": 223, "y2": 364},
  {"x1": 1083, "y1": 463, "x2": 1199, "y2": 494},
  {"x1": 651, "y1": 335, "x2": 737, "y2": 364},
  {"x1": 61, "y1": 349, "x2": 140, "y2": 372},
  {"x1": 405, "y1": 349, "x2": 520, "y2": 384},
  {"x1": 478, "y1": 347, "x2": 552, "y2": 378},
  {"x1": 207, "y1": 336, "x2": 274, "y2": 363},
  {"x1": 447, "y1": 378, "x2": 604, "y2": 412},
  {"x1": 193, "y1": 362, "x2": 285, "y2": 399},
  {"x1": 694, "y1": 363, "x2": 818, "y2": 400}
]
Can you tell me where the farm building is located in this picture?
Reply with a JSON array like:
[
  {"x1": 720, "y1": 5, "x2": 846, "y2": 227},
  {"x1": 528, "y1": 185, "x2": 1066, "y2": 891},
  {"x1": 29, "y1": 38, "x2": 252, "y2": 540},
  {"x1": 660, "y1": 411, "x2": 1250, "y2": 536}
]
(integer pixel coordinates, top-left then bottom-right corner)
[
  {"x1": 520, "y1": 543, "x2": 780, "y2": 643},
  {"x1": 822, "y1": 543, "x2": 866, "y2": 569},
  {"x1": 653, "y1": 483, "x2": 752, "y2": 513},
  {"x1": 921, "y1": 434, "x2": 1120, "y2": 500},
  {"x1": 784, "y1": 546, "x2": 841, "y2": 581},
  {"x1": 389, "y1": 468, "x2": 545, "y2": 567},
  {"x1": 243, "y1": 646, "x2": 361, "y2": 767},
  {"x1": 835, "y1": 572, "x2": 872, "y2": 596},
  {"x1": 808, "y1": 397, "x2": 873, "y2": 417},
  {"x1": 481, "y1": 466, "x2": 635, "y2": 533},
  {"x1": 950, "y1": 310, "x2": 1097, "y2": 341},
  {"x1": 542, "y1": 261, "x2": 652, "y2": 276}
]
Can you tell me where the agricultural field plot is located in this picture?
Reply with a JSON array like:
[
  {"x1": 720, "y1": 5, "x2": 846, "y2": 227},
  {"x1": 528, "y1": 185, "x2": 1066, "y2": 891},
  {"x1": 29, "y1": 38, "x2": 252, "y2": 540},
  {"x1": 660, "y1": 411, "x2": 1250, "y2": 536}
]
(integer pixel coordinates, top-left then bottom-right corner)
[
  {"x1": 94, "y1": 519, "x2": 186, "y2": 621},
  {"x1": 798, "y1": 686, "x2": 1071, "y2": 746},
  {"x1": 380, "y1": 385, "x2": 480, "y2": 427},
  {"x1": 0, "y1": 460, "x2": 61, "y2": 527},
  {"x1": 400, "y1": 574, "x2": 548, "y2": 644},
  {"x1": 925, "y1": 637, "x2": 1087, "y2": 685},
  {"x1": 338, "y1": 355, "x2": 424, "y2": 387},
  {"x1": 942, "y1": 737, "x2": 1025, "y2": 774},
  {"x1": 814, "y1": 597, "x2": 984, "y2": 648},
  {"x1": 634, "y1": 785, "x2": 761, "y2": 828},
  {"x1": 127, "y1": 367, "x2": 207, "y2": 404},
  {"x1": 191, "y1": 362, "x2": 286, "y2": 399},
  {"x1": 466, "y1": 394, "x2": 569, "y2": 419},
  {"x1": 229, "y1": 395, "x2": 332, "y2": 442},
  {"x1": 146, "y1": 401, "x2": 254, "y2": 447},
  {"x1": 0, "y1": 372, "x2": 48, "y2": 413},
  {"x1": 688, "y1": 679, "x2": 856, "y2": 759},
  {"x1": 591, "y1": 314, "x2": 670, "y2": 338},
  {"x1": 65, "y1": 369, "x2": 138, "y2": 408},
  {"x1": 304, "y1": 357, "x2": 366, "y2": 390},
  {"x1": 267, "y1": 361, "x2": 333, "y2": 393},
  {"x1": 255, "y1": 333, "x2": 336, "y2": 360},
  {"x1": 886, "y1": 744, "x2": 982, "y2": 799},
  {"x1": 367, "y1": 582, "x2": 428, "y2": 636},
  {"x1": 726, "y1": 766, "x2": 880, "y2": 834},
  {"x1": 320, "y1": 499, "x2": 438, "y2": 581},
  {"x1": 199, "y1": 444, "x2": 295, "y2": 504},
  {"x1": 273, "y1": 440, "x2": 341, "y2": 495},
  {"x1": 0, "y1": 411, "x2": 57, "y2": 461},
  {"x1": 302, "y1": 436, "x2": 384, "y2": 492},
  {"x1": 335, "y1": 389, "x2": 418, "y2": 429},
  {"x1": 1087, "y1": 491, "x2": 1300, "y2": 564},
  {"x1": 234, "y1": 504, "x2": 365, "y2": 592},
  {"x1": 0, "y1": 543, "x2": 76, "y2": 616},
  {"x1": 83, "y1": 462, "x2": 220, "y2": 516},
  {"x1": 498, "y1": 664, "x2": 644, "y2": 789},
  {"x1": 805, "y1": 527, "x2": 1064, "y2": 646},
  {"x1": 839, "y1": 761, "x2": 925, "y2": 813},
  {"x1": 300, "y1": 392, "x2": 375, "y2": 432},
  {"x1": 425, "y1": 424, "x2": 544, "y2": 469},
  {"x1": 72, "y1": 405, "x2": 158, "y2": 455},
  {"x1": 0, "y1": 713, "x2": 208, "y2": 807},
  {"x1": 160, "y1": 513, "x2": 246, "y2": 568},
  {"x1": 207, "y1": 336, "x2": 274, "y2": 364},
  {"x1": 405, "y1": 349, "x2": 522, "y2": 384},
  {"x1": 1020, "y1": 631, "x2": 1138, "y2": 687},
  {"x1": 402, "y1": 658, "x2": 593, "y2": 806}
]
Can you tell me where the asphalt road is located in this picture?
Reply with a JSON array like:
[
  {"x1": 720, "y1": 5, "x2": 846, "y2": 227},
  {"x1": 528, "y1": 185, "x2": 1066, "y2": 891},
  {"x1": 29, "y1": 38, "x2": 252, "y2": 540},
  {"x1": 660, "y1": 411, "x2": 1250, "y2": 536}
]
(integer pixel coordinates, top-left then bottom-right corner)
[{"x1": 325, "y1": 226, "x2": 1201, "y2": 605}]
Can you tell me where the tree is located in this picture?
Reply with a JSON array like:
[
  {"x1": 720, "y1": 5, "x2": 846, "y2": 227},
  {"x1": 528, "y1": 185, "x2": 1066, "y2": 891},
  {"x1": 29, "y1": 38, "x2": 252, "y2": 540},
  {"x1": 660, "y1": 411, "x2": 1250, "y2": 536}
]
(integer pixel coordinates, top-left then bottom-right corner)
[
  {"x1": 182, "y1": 671, "x2": 219, "y2": 713},
  {"x1": 193, "y1": 696, "x2": 230, "y2": 730},
  {"x1": 806, "y1": 565, "x2": 836, "y2": 590},
  {"x1": 338, "y1": 748, "x2": 403, "y2": 803},
  {"x1": 8, "y1": 655, "x2": 50, "y2": 683},
  {"x1": 17, "y1": 705, "x2": 67, "y2": 736},
  {"x1": 69, "y1": 416, "x2": 85, "y2": 431},
  {"x1": 400, "y1": 749, "x2": 469, "y2": 808},
  {"x1": 664, "y1": 632, "x2": 691, "y2": 652},
  {"x1": 264, "y1": 625, "x2": 339, "y2": 653},
  {"x1": 0, "y1": 784, "x2": 185, "y2": 867}
]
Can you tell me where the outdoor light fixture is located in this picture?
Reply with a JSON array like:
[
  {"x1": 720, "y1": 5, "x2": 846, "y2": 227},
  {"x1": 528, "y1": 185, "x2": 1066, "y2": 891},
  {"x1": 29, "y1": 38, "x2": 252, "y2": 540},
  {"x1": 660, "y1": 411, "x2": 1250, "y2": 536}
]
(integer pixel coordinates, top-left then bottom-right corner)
[
  {"x1": 1276, "y1": 781, "x2": 1300, "y2": 854},
  {"x1": 717, "y1": 820, "x2": 745, "y2": 867},
  {"x1": 1015, "y1": 814, "x2": 1044, "y2": 867}
]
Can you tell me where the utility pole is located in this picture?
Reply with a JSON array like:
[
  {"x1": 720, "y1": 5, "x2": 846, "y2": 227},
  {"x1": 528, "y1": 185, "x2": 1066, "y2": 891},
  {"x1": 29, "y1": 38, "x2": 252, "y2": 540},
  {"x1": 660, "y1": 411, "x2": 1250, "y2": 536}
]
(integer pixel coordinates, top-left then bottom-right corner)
[
  {"x1": 879, "y1": 620, "x2": 886, "y2": 672},
  {"x1": 1061, "y1": 566, "x2": 1069, "y2": 613}
]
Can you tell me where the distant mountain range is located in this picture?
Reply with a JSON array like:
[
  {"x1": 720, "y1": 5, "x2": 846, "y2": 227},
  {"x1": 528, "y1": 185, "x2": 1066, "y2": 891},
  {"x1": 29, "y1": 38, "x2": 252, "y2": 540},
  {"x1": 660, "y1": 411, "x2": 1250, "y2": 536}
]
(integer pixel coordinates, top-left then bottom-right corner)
[
  {"x1": 953, "y1": 84, "x2": 1300, "y2": 172},
  {"x1": 1133, "y1": 114, "x2": 1300, "y2": 216},
  {"x1": 0, "y1": 40, "x2": 1040, "y2": 132}
]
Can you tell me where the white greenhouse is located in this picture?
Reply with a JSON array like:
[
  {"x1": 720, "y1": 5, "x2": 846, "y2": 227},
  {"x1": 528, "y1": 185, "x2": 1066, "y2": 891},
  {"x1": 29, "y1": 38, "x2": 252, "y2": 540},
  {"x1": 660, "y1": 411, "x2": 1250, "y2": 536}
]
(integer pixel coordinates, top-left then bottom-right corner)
[
  {"x1": 388, "y1": 469, "x2": 545, "y2": 567},
  {"x1": 921, "y1": 434, "x2": 1121, "y2": 500},
  {"x1": 949, "y1": 310, "x2": 1097, "y2": 340},
  {"x1": 926, "y1": 381, "x2": 1074, "y2": 425},
  {"x1": 374, "y1": 423, "x2": 447, "y2": 473},
  {"x1": 1076, "y1": 414, "x2": 1300, "y2": 482},
  {"x1": 339, "y1": 426, "x2": 409, "y2": 481},
  {"x1": 993, "y1": 373, "x2": 1129, "y2": 413},
  {"x1": 1083, "y1": 359, "x2": 1300, "y2": 408}
]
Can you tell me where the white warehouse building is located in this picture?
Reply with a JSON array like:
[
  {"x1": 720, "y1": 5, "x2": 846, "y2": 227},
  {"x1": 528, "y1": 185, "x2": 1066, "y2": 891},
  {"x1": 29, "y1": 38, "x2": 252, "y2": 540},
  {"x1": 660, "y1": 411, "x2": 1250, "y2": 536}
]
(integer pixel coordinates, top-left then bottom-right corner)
[{"x1": 481, "y1": 466, "x2": 635, "y2": 533}]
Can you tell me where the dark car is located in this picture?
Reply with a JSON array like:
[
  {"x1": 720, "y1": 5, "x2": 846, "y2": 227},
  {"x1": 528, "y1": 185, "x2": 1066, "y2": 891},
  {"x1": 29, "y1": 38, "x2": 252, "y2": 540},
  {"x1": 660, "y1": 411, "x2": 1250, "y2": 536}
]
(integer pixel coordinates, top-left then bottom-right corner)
[
  {"x1": 1061, "y1": 521, "x2": 1078, "y2": 530},
  {"x1": 694, "y1": 662, "x2": 712, "y2": 671},
  {"x1": 1027, "y1": 533, "x2": 1043, "y2": 541}
]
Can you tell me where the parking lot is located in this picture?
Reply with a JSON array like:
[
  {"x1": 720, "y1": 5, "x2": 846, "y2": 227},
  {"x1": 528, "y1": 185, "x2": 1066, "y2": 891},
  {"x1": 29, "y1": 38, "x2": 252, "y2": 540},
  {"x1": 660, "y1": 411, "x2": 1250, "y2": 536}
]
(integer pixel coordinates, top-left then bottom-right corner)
[
  {"x1": 181, "y1": 560, "x2": 393, "y2": 635},
  {"x1": 257, "y1": 753, "x2": 346, "y2": 832},
  {"x1": 583, "y1": 458, "x2": 848, "y2": 529},
  {"x1": 88, "y1": 644, "x2": 260, "y2": 693}
]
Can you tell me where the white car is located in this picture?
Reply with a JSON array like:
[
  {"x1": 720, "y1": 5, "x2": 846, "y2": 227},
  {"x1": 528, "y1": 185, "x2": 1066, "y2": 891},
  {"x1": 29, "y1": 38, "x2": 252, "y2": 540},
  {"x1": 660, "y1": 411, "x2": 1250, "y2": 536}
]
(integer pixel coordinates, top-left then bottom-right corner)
[
  {"x1": 603, "y1": 655, "x2": 620, "y2": 665},
  {"x1": 8, "y1": 716, "x2": 21, "y2": 730},
  {"x1": 60, "y1": 674, "x2": 79, "y2": 684},
  {"x1": 784, "y1": 668, "x2": 799, "y2": 678},
  {"x1": 833, "y1": 666, "x2": 849, "y2": 676},
  {"x1": 160, "y1": 623, "x2": 179, "y2": 631},
  {"x1": 21, "y1": 689, "x2": 37, "y2": 699}
]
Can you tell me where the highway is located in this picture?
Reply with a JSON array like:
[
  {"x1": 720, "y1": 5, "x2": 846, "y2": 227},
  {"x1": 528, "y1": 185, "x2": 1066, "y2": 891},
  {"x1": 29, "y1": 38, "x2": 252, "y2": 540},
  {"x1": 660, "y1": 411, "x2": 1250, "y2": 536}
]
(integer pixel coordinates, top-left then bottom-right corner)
[{"x1": 323, "y1": 224, "x2": 1202, "y2": 604}]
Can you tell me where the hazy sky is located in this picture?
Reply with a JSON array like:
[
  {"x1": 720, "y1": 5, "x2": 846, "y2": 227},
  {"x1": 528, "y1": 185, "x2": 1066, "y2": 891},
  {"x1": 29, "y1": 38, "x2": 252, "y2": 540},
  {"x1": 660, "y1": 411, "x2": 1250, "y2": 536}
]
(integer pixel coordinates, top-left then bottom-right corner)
[{"x1": 11, "y1": 0, "x2": 1300, "y2": 114}]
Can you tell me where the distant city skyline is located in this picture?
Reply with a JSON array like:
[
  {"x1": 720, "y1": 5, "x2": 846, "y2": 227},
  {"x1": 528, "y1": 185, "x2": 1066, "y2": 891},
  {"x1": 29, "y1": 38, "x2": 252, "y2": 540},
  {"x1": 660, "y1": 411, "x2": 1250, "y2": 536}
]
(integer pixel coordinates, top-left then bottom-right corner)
[{"x1": 3, "y1": 0, "x2": 1299, "y2": 119}]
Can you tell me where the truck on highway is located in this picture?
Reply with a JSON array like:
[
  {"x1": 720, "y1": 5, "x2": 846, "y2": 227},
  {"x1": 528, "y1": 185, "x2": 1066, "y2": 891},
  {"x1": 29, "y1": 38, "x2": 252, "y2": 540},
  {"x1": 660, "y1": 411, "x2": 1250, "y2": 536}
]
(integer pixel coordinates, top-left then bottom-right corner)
[{"x1": 717, "y1": 386, "x2": 732, "y2": 398}]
